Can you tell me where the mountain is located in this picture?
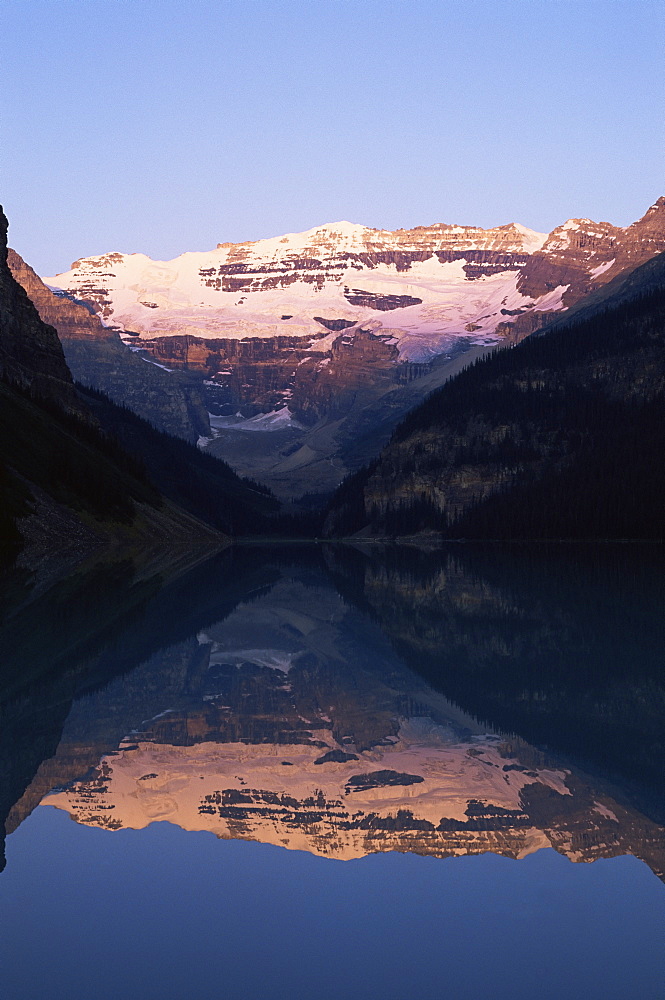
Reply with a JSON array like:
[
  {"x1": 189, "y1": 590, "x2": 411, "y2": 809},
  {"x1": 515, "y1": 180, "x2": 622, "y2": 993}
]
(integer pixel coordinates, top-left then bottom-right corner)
[
  {"x1": 43, "y1": 219, "x2": 551, "y2": 360},
  {"x1": 0, "y1": 205, "x2": 210, "y2": 571},
  {"x1": 0, "y1": 219, "x2": 84, "y2": 419},
  {"x1": 8, "y1": 250, "x2": 211, "y2": 443},
  {"x1": 38, "y1": 200, "x2": 665, "y2": 500},
  {"x1": 324, "y1": 249, "x2": 665, "y2": 540},
  {"x1": 0, "y1": 207, "x2": 278, "y2": 572}
]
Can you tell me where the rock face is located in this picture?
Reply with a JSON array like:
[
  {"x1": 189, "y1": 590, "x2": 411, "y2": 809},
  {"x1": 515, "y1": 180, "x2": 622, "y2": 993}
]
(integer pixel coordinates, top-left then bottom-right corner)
[
  {"x1": 0, "y1": 209, "x2": 83, "y2": 416},
  {"x1": 8, "y1": 250, "x2": 210, "y2": 443},
  {"x1": 37, "y1": 201, "x2": 665, "y2": 498},
  {"x1": 519, "y1": 197, "x2": 665, "y2": 303},
  {"x1": 6, "y1": 248, "x2": 115, "y2": 343}
]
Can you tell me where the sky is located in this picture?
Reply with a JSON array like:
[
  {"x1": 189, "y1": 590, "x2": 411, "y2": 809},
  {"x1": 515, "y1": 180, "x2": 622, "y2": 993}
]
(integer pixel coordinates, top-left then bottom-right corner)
[
  {"x1": 2, "y1": 0, "x2": 664, "y2": 275},
  {"x1": 3, "y1": 810, "x2": 665, "y2": 1000}
]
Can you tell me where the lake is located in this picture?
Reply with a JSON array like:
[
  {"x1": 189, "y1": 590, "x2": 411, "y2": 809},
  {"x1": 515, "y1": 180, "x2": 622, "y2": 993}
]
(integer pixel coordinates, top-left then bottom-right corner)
[{"x1": 1, "y1": 543, "x2": 663, "y2": 999}]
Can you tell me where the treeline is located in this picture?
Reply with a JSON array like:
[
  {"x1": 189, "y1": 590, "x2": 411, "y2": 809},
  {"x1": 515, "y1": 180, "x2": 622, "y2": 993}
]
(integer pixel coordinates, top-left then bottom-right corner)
[
  {"x1": 370, "y1": 391, "x2": 665, "y2": 540},
  {"x1": 447, "y1": 396, "x2": 664, "y2": 539},
  {"x1": 0, "y1": 370, "x2": 286, "y2": 567}
]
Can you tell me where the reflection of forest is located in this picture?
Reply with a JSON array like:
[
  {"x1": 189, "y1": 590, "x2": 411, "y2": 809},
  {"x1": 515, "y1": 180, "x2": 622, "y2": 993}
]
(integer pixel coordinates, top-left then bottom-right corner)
[
  {"x1": 1, "y1": 543, "x2": 664, "y2": 879},
  {"x1": 326, "y1": 543, "x2": 665, "y2": 822}
]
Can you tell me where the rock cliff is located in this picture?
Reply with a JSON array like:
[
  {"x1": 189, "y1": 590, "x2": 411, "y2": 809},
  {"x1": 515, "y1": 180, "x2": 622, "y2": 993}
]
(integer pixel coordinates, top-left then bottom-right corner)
[{"x1": 0, "y1": 209, "x2": 83, "y2": 416}]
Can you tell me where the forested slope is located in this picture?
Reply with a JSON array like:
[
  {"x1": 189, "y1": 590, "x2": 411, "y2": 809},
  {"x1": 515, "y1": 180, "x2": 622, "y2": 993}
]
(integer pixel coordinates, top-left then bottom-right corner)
[{"x1": 325, "y1": 253, "x2": 665, "y2": 539}]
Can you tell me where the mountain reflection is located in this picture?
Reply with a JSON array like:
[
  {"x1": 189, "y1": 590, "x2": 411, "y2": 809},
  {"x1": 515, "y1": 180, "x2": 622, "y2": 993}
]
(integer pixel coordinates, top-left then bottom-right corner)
[{"x1": 2, "y1": 544, "x2": 664, "y2": 879}]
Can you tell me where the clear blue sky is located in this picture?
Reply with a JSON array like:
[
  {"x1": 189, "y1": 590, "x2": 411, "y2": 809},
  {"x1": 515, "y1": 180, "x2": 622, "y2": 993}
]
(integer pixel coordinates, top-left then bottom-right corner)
[{"x1": 2, "y1": 0, "x2": 663, "y2": 274}]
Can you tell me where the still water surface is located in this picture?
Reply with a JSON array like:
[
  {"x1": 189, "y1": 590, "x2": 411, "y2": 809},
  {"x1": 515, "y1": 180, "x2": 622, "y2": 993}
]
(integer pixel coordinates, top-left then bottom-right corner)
[{"x1": 1, "y1": 543, "x2": 663, "y2": 999}]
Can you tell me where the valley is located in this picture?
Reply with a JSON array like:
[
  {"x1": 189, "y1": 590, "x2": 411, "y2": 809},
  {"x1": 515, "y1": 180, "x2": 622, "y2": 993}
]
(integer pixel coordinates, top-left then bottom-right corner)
[{"x1": 3, "y1": 7, "x2": 663, "y2": 998}]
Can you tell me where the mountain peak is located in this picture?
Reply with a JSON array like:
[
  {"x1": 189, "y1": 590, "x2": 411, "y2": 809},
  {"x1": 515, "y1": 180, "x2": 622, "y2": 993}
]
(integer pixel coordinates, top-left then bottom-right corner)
[
  {"x1": 0, "y1": 205, "x2": 8, "y2": 257},
  {"x1": 504, "y1": 222, "x2": 548, "y2": 251},
  {"x1": 639, "y1": 195, "x2": 665, "y2": 218},
  {"x1": 627, "y1": 196, "x2": 665, "y2": 235},
  {"x1": 216, "y1": 220, "x2": 370, "y2": 251},
  {"x1": 313, "y1": 220, "x2": 368, "y2": 233}
]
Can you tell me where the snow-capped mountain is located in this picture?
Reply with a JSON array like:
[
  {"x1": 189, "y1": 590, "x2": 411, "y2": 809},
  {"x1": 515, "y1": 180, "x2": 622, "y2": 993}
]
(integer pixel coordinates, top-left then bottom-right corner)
[
  {"x1": 44, "y1": 202, "x2": 665, "y2": 361},
  {"x1": 43, "y1": 219, "x2": 556, "y2": 362},
  {"x1": 32, "y1": 199, "x2": 665, "y2": 499}
]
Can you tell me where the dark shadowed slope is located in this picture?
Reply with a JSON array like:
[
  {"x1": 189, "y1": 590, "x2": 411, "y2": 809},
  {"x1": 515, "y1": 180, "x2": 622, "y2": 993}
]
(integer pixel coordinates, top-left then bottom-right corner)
[
  {"x1": 0, "y1": 207, "x2": 279, "y2": 571},
  {"x1": 325, "y1": 252, "x2": 665, "y2": 540},
  {"x1": 8, "y1": 249, "x2": 212, "y2": 444},
  {"x1": 0, "y1": 206, "x2": 216, "y2": 569}
]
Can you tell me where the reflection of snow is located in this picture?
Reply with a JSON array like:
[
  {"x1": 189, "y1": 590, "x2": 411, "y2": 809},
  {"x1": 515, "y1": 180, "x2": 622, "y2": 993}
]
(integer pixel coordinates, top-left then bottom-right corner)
[
  {"x1": 593, "y1": 801, "x2": 619, "y2": 822},
  {"x1": 208, "y1": 647, "x2": 295, "y2": 673},
  {"x1": 139, "y1": 708, "x2": 175, "y2": 725},
  {"x1": 43, "y1": 723, "x2": 575, "y2": 862}
]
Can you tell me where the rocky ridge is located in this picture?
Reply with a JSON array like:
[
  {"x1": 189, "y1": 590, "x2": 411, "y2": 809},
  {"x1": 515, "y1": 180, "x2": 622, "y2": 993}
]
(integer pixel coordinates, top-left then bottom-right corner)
[
  {"x1": 8, "y1": 250, "x2": 210, "y2": 443},
  {"x1": 0, "y1": 209, "x2": 84, "y2": 417}
]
